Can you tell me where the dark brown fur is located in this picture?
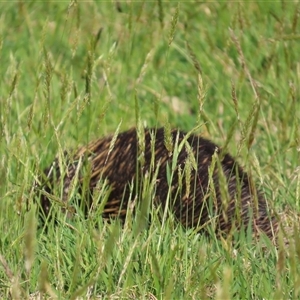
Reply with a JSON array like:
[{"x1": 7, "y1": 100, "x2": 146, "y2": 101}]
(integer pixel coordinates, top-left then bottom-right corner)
[{"x1": 39, "y1": 128, "x2": 278, "y2": 239}]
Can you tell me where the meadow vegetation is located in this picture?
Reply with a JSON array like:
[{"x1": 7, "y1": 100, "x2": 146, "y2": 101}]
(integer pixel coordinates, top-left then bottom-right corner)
[{"x1": 0, "y1": 1, "x2": 300, "y2": 299}]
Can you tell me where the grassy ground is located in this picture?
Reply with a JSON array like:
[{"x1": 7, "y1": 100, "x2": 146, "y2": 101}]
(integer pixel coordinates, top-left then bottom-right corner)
[{"x1": 1, "y1": 1, "x2": 300, "y2": 299}]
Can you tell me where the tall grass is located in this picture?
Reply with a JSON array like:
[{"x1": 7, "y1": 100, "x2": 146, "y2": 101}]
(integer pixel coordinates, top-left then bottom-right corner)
[{"x1": 0, "y1": 2, "x2": 300, "y2": 299}]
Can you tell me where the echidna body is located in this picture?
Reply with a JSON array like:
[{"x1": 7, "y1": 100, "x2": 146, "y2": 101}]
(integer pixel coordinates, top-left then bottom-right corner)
[{"x1": 40, "y1": 128, "x2": 278, "y2": 239}]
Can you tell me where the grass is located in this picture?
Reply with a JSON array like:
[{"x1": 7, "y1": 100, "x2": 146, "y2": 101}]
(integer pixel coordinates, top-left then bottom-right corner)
[{"x1": 0, "y1": 1, "x2": 300, "y2": 299}]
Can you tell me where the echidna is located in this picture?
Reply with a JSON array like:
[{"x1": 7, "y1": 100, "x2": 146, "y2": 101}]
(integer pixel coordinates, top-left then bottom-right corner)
[{"x1": 39, "y1": 127, "x2": 278, "y2": 240}]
